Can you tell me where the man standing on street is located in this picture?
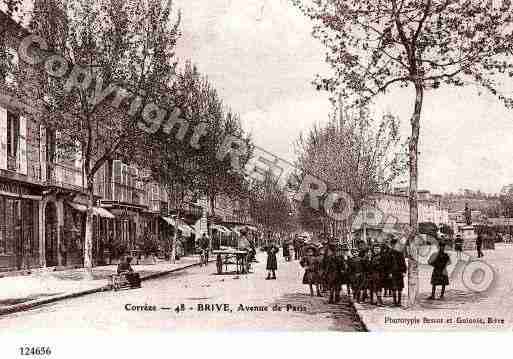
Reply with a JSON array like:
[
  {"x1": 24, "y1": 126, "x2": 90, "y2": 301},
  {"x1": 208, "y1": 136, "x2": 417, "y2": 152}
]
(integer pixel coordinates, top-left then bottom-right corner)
[{"x1": 476, "y1": 232, "x2": 484, "y2": 258}]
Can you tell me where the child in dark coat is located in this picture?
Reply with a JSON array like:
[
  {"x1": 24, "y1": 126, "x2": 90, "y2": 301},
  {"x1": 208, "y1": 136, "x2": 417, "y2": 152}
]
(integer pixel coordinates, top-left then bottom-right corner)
[
  {"x1": 266, "y1": 243, "x2": 279, "y2": 280},
  {"x1": 387, "y1": 238, "x2": 407, "y2": 307},
  {"x1": 428, "y1": 241, "x2": 451, "y2": 300}
]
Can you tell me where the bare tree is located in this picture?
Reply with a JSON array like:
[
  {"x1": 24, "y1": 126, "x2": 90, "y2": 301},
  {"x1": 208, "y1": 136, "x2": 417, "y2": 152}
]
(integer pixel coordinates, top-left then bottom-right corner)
[
  {"x1": 249, "y1": 171, "x2": 294, "y2": 238},
  {"x1": 294, "y1": 105, "x2": 405, "y2": 240}
]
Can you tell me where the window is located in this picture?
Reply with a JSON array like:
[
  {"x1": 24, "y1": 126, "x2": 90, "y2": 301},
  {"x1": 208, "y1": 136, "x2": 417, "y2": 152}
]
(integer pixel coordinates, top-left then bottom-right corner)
[
  {"x1": 6, "y1": 110, "x2": 19, "y2": 158},
  {"x1": 4, "y1": 47, "x2": 18, "y2": 86}
]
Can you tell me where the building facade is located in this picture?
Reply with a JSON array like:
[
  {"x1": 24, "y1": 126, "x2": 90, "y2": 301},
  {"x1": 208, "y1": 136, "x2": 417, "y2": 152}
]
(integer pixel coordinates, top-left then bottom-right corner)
[
  {"x1": 1, "y1": 12, "x2": 48, "y2": 271},
  {"x1": 352, "y1": 190, "x2": 450, "y2": 232},
  {"x1": 0, "y1": 11, "x2": 224, "y2": 271}
]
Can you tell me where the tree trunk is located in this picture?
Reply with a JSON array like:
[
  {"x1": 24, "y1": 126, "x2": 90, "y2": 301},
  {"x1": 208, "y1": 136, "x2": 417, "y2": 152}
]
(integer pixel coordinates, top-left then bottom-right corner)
[
  {"x1": 171, "y1": 229, "x2": 177, "y2": 264},
  {"x1": 407, "y1": 81, "x2": 423, "y2": 307},
  {"x1": 209, "y1": 195, "x2": 216, "y2": 252},
  {"x1": 83, "y1": 182, "x2": 95, "y2": 280},
  {"x1": 171, "y1": 209, "x2": 179, "y2": 264}
]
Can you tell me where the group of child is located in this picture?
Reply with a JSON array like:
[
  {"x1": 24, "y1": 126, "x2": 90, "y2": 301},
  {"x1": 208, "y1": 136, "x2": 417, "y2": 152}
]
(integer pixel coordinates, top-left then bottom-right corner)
[
  {"x1": 299, "y1": 234, "x2": 456, "y2": 306},
  {"x1": 299, "y1": 236, "x2": 407, "y2": 307}
]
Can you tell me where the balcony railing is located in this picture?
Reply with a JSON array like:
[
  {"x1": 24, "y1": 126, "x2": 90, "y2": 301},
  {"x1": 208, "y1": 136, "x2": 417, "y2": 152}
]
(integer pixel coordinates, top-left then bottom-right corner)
[
  {"x1": 47, "y1": 163, "x2": 84, "y2": 191},
  {"x1": 107, "y1": 182, "x2": 147, "y2": 207},
  {"x1": 168, "y1": 200, "x2": 203, "y2": 218}
]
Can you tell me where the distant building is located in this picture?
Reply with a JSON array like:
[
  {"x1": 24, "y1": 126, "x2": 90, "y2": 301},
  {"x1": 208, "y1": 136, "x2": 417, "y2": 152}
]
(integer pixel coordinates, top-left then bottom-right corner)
[{"x1": 352, "y1": 190, "x2": 449, "y2": 234}]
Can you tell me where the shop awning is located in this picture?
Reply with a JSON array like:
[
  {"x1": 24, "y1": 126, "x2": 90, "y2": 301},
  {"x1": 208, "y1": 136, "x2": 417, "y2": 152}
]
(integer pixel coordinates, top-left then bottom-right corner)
[
  {"x1": 161, "y1": 216, "x2": 194, "y2": 236},
  {"x1": 94, "y1": 207, "x2": 115, "y2": 219},
  {"x1": 67, "y1": 202, "x2": 114, "y2": 218}
]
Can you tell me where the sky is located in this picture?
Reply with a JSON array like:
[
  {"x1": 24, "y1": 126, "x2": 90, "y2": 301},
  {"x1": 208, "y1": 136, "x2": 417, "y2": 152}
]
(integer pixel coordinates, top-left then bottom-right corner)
[
  {"x1": 173, "y1": 0, "x2": 332, "y2": 160},
  {"x1": 172, "y1": 0, "x2": 513, "y2": 195}
]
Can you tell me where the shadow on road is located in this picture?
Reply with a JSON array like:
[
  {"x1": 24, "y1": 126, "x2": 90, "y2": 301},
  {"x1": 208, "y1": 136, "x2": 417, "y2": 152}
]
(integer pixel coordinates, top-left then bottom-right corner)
[
  {"x1": 417, "y1": 289, "x2": 489, "y2": 310},
  {"x1": 270, "y1": 292, "x2": 367, "y2": 331}
]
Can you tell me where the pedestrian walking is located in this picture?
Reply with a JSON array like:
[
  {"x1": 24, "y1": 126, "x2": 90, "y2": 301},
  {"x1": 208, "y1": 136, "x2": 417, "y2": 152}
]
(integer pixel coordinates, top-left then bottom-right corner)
[
  {"x1": 476, "y1": 233, "x2": 484, "y2": 258},
  {"x1": 454, "y1": 234, "x2": 463, "y2": 259},
  {"x1": 282, "y1": 240, "x2": 291, "y2": 261},
  {"x1": 428, "y1": 241, "x2": 451, "y2": 300},
  {"x1": 265, "y1": 242, "x2": 279, "y2": 280},
  {"x1": 200, "y1": 233, "x2": 209, "y2": 266},
  {"x1": 293, "y1": 235, "x2": 300, "y2": 260}
]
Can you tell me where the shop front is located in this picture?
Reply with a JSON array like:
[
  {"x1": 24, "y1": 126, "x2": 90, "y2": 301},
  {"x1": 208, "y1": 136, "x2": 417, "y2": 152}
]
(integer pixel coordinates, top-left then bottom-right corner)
[
  {"x1": 64, "y1": 202, "x2": 116, "y2": 267},
  {"x1": 0, "y1": 181, "x2": 41, "y2": 272},
  {"x1": 161, "y1": 216, "x2": 196, "y2": 257},
  {"x1": 102, "y1": 204, "x2": 143, "y2": 260}
]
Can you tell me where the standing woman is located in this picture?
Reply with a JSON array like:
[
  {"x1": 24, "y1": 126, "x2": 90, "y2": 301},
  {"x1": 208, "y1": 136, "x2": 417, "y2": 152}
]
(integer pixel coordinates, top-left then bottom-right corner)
[
  {"x1": 265, "y1": 242, "x2": 279, "y2": 280},
  {"x1": 428, "y1": 240, "x2": 451, "y2": 300}
]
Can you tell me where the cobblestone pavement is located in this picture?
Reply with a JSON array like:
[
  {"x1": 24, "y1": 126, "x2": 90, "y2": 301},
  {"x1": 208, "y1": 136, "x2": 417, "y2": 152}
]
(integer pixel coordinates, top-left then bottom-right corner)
[
  {"x1": 354, "y1": 243, "x2": 513, "y2": 331},
  {"x1": 0, "y1": 252, "x2": 365, "y2": 333}
]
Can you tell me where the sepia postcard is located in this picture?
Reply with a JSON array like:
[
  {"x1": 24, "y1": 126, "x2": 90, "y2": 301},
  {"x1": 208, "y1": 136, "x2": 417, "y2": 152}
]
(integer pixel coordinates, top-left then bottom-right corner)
[{"x1": 1, "y1": 1, "x2": 513, "y2": 355}]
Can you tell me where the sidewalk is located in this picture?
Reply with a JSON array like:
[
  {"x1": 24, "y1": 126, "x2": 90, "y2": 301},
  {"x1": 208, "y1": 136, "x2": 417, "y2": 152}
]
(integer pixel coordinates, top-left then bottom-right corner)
[
  {"x1": 0, "y1": 255, "x2": 207, "y2": 316},
  {"x1": 351, "y1": 243, "x2": 513, "y2": 331}
]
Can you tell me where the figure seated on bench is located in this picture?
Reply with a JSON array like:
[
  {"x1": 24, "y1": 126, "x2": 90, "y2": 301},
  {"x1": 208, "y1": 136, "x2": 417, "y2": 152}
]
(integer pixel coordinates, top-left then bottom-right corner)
[{"x1": 116, "y1": 256, "x2": 141, "y2": 289}]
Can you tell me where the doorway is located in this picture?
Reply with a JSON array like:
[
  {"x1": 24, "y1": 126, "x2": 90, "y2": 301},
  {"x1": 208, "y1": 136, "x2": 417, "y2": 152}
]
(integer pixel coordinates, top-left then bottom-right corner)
[{"x1": 45, "y1": 202, "x2": 58, "y2": 267}]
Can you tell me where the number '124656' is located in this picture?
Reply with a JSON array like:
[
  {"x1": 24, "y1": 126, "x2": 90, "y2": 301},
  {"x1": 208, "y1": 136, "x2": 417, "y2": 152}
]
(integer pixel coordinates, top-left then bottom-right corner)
[{"x1": 19, "y1": 347, "x2": 52, "y2": 356}]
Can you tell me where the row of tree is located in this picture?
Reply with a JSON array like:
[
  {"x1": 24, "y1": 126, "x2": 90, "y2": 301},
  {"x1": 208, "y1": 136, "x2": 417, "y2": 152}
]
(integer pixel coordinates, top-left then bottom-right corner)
[{"x1": 1, "y1": 0, "x2": 257, "y2": 274}]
